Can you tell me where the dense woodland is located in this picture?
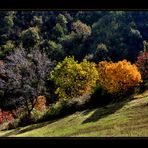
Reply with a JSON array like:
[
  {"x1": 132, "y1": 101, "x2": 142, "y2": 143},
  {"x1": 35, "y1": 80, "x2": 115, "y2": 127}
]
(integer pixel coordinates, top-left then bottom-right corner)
[{"x1": 0, "y1": 11, "x2": 147, "y2": 130}]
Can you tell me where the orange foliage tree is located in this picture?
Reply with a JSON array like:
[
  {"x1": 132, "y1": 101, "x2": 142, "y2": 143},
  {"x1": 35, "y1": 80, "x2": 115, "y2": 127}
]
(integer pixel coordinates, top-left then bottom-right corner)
[
  {"x1": 97, "y1": 60, "x2": 142, "y2": 94},
  {"x1": 34, "y1": 96, "x2": 46, "y2": 111}
]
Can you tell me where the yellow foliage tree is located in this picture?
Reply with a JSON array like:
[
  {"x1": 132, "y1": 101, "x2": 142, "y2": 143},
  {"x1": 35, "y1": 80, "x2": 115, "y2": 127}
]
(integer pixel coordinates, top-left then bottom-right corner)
[
  {"x1": 49, "y1": 57, "x2": 99, "y2": 101},
  {"x1": 97, "y1": 60, "x2": 142, "y2": 94}
]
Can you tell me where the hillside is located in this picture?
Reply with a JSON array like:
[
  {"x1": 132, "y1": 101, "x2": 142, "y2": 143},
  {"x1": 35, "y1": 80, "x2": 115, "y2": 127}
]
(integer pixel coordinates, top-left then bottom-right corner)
[
  {"x1": 0, "y1": 90, "x2": 148, "y2": 137},
  {"x1": 0, "y1": 11, "x2": 148, "y2": 137}
]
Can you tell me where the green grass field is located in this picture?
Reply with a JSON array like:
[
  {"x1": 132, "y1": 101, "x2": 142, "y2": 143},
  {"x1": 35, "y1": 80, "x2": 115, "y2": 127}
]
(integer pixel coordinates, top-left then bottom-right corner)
[{"x1": 0, "y1": 90, "x2": 148, "y2": 137}]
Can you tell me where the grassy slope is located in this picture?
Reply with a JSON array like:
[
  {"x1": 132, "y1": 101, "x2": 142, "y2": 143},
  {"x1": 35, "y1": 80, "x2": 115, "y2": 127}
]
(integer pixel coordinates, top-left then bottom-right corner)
[{"x1": 0, "y1": 90, "x2": 148, "y2": 137}]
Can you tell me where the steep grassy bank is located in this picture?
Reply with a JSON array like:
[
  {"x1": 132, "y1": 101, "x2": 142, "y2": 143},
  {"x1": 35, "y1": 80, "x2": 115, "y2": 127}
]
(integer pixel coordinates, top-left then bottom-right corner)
[{"x1": 0, "y1": 91, "x2": 148, "y2": 137}]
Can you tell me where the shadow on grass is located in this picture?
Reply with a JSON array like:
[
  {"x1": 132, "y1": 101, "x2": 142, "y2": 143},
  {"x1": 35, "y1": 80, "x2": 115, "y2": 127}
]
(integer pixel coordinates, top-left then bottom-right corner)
[
  {"x1": 1, "y1": 118, "x2": 60, "y2": 137},
  {"x1": 82, "y1": 98, "x2": 130, "y2": 124},
  {"x1": 0, "y1": 128, "x2": 20, "y2": 137},
  {"x1": 81, "y1": 86, "x2": 135, "y2": 124},
  {"x1": 1, "y1": 105, "x2": 81, "y2": 137},
  {"x1": 1, "y1": 89, "x2": 135, "y2": 136}
]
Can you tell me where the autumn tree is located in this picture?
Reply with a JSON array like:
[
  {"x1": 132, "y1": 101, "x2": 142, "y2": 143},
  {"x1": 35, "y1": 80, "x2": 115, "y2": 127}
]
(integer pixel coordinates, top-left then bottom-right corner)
[
  {"x1": 49, "y1": 57, "x2": 98, "y2": 101},
  {"x1": 34, "y1": 96, "x2": 46, "y2": 111},
  {"x1": 97, "y1": 60, "x2": 142, "y2": 95},
  {"x1": 0, "y1": 109, "x2": 14, "y2": 124}
]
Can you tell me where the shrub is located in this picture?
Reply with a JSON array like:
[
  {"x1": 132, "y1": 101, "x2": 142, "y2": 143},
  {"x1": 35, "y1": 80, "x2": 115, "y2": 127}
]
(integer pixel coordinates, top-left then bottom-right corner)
[
  {"x1": 97, "y1": 60, "x2": 142, "y2": 95},
  {"x1": 34, "y1": 96, "x2": 46, "y2": 111},
  {"x1": 136, "y1": 51, "x2": 148, "y2": 81},
  {"x1": 50, "y1": 101, "x2": 65, "y2": 116},
  {"x1": 30, "y1": 96, "x2": 48, "y2": 122},
  {"x1": 136, "y1": 51, "x2": 148, "y2": 91},
  {"x1": 49, "y1": 57, "x2": 99, "y2": 101},
  {"x1": 31, "y1": 108, "x2": 49, "y2": 123},
  {"x1": 0, "y1": 109, "x2": 14, "y2": 125}
]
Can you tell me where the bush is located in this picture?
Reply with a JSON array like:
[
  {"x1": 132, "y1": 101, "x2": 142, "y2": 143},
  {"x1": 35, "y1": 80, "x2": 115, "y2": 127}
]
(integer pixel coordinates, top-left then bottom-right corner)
[
  {"x1": 0, "y1": 109, "x2": 14, "y2": 125},
  {"x1": 49, "y1": 56, "x2": 99, "y2": 101},
  {"x1": 34, "y1": 96, "x2": 46, "y2": 111},
  {"x1": 0, "y1": 109, "x2": 14, "y2": 130},
  {"x1": 45, "y1": 100, "x2": 67, "y2": 116},
  {"x1": 136, "y1": 51, "x2": 148, "y2": 83},
  {"x1": 30, "y1": 96, "x2": 48, "y2": 123},
  {"x1": 31, "y1": 108, "x2": 48, "y2": 123},
  {"x1": 97, "y1": 60, "x2": 142, "y2": 95}
]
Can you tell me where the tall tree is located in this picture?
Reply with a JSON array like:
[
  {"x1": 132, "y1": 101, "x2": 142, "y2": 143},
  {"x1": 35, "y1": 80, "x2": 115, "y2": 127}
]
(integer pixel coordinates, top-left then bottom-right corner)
[{"x1": 0, "y1": 47, "x2": 54, "y2": 118}]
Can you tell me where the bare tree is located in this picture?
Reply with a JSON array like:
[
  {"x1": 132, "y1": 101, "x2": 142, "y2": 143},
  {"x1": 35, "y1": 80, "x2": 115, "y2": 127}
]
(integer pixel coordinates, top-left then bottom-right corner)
[{"x1": 0, "y1": 47, "x2": 54, "y2": 118}]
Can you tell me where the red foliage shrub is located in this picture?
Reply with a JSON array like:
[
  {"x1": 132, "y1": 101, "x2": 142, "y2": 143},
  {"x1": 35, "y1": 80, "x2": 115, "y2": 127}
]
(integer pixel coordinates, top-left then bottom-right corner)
[
  {"x1": 136, "y1": 51, "x2": 148, "y2": 81},
  {"x1": 0, "y1": 109, "x2": 14, "y2": 124}
]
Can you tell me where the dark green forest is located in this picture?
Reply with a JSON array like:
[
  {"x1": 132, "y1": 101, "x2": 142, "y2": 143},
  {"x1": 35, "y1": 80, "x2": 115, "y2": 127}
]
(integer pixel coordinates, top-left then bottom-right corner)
[
  {"x1": 0, "y1": 11, "x2": 147, "y2": 62},
  {"x1": 0, "y1": 11, "x2": 147, "y2": 130}
]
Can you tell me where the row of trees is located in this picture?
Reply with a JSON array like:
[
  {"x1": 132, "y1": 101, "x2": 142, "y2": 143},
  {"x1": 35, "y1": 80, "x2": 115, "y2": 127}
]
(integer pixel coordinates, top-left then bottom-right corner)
[
  {"x1": 0, "y1": 11, "x2": 147, "y2": 129},
  {"x1": 50, "y1": 57, "x2": 142, "y2": 103},
  {"x1": 0, "y1": 49, "x2": 145, "y2": 126},
  {"x1": 0, "y1": 11, "x2": 148, "y2": 63}
]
